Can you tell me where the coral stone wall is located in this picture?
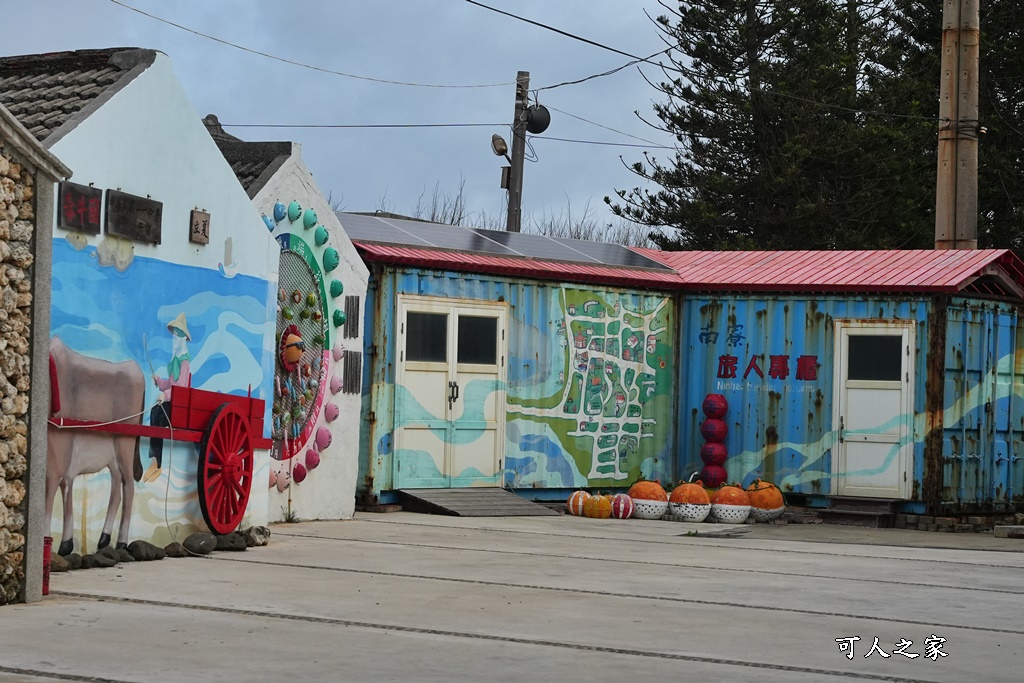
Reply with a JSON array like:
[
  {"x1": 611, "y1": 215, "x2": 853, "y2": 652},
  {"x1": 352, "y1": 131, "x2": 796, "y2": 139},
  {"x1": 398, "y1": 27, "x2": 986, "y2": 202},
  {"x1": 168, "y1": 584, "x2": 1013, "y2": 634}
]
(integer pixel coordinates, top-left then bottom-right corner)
[{"x1": 0, "y1": 140, "x2": 34, "y2": 604}]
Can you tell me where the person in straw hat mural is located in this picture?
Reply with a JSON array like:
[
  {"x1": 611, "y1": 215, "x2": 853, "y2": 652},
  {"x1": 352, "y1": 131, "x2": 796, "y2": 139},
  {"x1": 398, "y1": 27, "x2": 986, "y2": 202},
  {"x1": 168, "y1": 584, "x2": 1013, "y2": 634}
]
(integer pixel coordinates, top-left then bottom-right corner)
[{"x1": 142, "y1": 312, "x2": 192, "y2": 483}]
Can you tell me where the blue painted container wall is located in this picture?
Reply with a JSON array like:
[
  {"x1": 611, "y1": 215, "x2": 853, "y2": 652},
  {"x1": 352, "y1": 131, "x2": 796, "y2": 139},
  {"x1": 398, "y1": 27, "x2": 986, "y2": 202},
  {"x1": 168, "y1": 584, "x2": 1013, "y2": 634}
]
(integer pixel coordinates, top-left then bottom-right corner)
[
  {"x1": 678, "y1": 296, "x2": 931, "y2": 497},
  {"x1": 359, "y1": 266, "x2": 678, "y2": 502},
  {"x1": 942, "y1": 298, "x2": 1024, "y2": 508}
]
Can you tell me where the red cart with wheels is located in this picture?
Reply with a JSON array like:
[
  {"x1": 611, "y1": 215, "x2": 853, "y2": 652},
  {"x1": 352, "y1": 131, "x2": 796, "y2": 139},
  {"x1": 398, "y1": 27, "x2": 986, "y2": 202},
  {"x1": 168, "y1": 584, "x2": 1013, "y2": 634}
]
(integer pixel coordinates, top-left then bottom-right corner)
[{"x1": 48, "y1": 385, "x2": 271, "y2": 535}]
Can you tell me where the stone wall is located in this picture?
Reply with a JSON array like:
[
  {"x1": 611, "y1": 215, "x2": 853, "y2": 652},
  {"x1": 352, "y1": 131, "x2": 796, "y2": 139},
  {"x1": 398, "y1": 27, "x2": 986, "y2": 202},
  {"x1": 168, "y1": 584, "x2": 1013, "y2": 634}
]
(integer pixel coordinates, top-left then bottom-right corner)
[{"x1": 0, "y1": 139, "x2": 35, "y2": 604}]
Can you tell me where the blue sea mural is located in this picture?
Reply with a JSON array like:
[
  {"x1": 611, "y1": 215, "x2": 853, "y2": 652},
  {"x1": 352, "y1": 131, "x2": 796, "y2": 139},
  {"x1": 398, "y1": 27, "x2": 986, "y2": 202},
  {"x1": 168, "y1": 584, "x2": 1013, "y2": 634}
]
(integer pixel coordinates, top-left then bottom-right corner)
[{"x1": 47, "y1": 238, "x2": 274, "y2": 552}]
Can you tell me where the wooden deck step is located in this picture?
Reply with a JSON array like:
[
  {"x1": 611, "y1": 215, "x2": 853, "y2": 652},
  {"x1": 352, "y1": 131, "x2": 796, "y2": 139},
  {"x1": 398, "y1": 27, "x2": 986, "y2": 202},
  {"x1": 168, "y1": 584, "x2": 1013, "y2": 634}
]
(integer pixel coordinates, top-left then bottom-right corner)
[{"x1": 397, "y1": 489, "x2": 560, "y2": 517}]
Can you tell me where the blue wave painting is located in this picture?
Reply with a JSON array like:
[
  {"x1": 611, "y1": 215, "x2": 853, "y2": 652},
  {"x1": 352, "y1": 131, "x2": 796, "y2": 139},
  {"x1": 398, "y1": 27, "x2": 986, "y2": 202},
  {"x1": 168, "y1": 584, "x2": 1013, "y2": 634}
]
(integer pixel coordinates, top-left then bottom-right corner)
[{"x1": 50, "y1": 239, "x2": 275, "y2": 429}]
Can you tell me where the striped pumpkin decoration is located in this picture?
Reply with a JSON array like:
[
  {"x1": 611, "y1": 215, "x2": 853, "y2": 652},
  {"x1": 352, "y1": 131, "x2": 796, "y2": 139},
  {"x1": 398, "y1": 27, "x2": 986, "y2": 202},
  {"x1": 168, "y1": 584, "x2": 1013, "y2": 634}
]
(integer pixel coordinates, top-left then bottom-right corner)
[
  {"x1": 583, "y1": 494, "x2": 612, "y2": 519},
  {"x1": 566, "y1": 490, "x2": 591, "y2": 516},
  {"x1": 610, "y1": 493, "x2": 634, "y2": 519}
]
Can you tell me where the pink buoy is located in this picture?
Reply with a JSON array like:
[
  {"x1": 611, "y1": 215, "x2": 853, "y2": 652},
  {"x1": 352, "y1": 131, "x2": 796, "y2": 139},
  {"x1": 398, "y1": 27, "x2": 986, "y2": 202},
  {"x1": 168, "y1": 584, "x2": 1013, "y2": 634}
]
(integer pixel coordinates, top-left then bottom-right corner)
[
  {"x1": 316, "y1": 426, "x2": 332, "y2": 450},
  {"x1": 702, "y1": 393, "x2": 728, "y2": 419},
  {"x1": 330, "y1": 375, "x2": 344, "y2": 394},
  {"x1": 275, "y1": 467, "x2": 292, "y2": 492},
  {"x1": 700, "y1": 418, "x2": 728, "y2": 443},
  {"x1": 700, "y1": 441, "x2": 728, "y2": 467},
  {"x1": 324, "y1": 403, "x2": 340, "y2": 422},
  {"x1": 305, "y1": 449, "x2": 321, "y2": 470},
  {"x1": 332, "y1": 342, "x2": 346, "y2": 361},
  {"x1": 292, "y1": 463, "x2": 307, "y2": 484}
]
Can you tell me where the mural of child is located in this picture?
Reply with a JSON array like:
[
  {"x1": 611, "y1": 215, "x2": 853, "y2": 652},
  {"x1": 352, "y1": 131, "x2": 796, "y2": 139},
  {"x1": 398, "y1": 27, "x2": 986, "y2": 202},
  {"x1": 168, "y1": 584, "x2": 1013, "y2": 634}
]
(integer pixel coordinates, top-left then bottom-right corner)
[{"x1": 142, "y1": 312, "x2": 192, "y2": 483}]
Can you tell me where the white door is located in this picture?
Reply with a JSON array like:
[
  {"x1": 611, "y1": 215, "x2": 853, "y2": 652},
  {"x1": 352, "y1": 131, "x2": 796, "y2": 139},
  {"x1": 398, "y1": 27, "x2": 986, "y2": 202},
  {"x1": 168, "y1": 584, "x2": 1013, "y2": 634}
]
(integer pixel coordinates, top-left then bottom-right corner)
[
  {"x1": 833, "y1": 321, "x2": 914, "y2": 498},
  {"x1": 395, "y1": 297, "x2": 507, "y2": 488}
]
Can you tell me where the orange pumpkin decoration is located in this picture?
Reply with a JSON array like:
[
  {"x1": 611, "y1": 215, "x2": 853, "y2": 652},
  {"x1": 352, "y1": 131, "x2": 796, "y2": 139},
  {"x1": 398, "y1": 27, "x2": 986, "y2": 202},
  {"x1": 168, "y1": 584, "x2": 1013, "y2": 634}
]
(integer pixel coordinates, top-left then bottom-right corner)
[
  {"x1": 566, "y1": 490, "x2": 591, "y2": 516},
  {"x1": 710, "y1": 485, "x2": 751, "y2": 524},
  {"x1": 668, "y1": 480, "x2": 711, "y2": 522},
  {"x1": 746, "y1": 479, "x2": 785, "y2": 521},
  {"x1": 583, "y1": 493, "x2": 612, "y2": 519},
  {"x1": 627, "y1": 480, "x2": 668, "y2": 501},
  {"x1": 669, "y1": 481, "x2": 710, "y2": 505}
]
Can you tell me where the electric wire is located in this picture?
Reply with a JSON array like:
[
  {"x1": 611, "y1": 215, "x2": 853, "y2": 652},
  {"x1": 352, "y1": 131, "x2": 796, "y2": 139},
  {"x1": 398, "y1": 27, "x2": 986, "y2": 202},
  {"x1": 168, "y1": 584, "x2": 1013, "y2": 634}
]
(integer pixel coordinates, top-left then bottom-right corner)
[
  {"x1": 529, "y1": 135, "x2": 673, "y2": 149},
  {"x1": 543, "y1": 105, "x2": 666, "y2": 146},
  {"x1": 107, "y1": 0, "x2": 513, "y2": 89},
  {"x1": 218, "y1": 122, "x2": 504, "y2": 129}
]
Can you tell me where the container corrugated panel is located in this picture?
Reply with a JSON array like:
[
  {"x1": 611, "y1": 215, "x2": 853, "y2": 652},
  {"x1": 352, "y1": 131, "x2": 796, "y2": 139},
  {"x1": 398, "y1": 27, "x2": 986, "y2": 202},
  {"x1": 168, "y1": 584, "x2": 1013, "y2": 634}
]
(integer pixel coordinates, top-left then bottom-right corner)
[
  {"x1": 942, "y1": 299, "x2": 1024, "y2": 508},
  {"x1": 361, "y1": 266, "x2": 677, "y2": 500},
  {"x1": 679, "y1": 295, "x2": 930, "y2": 496}
]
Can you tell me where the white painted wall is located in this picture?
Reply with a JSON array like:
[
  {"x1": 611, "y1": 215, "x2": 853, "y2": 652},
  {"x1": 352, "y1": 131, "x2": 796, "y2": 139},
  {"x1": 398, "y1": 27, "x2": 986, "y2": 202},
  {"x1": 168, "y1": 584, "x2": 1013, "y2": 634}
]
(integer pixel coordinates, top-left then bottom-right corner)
[
  {"x1": 45, "y1": 52, "x2": 277, "y2": 548},
  {"x1": 48, "y1": 52, "x2": 279, "y2": 280},
  {"x1": 253, "y1": 150, "x2": 369, "y2": 522}
]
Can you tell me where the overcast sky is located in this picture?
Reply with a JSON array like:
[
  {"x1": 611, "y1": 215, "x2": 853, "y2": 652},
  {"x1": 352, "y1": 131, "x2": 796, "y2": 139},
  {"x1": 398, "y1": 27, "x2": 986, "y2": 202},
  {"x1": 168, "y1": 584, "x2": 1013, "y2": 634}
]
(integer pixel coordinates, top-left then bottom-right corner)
[{"x1": 9, "y1": 0, "x2": 677, "y2": 228}]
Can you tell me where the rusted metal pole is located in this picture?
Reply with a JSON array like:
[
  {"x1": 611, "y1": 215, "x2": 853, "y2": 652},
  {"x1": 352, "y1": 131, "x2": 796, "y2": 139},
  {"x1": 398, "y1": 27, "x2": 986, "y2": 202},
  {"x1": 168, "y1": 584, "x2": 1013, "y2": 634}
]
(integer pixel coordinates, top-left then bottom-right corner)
[
  {"x1": 506, "y1": 71, "x2": 529, "y2": 233},
  {"x1": 935, "y1": 0, "x2": 980, "y2": 250}
]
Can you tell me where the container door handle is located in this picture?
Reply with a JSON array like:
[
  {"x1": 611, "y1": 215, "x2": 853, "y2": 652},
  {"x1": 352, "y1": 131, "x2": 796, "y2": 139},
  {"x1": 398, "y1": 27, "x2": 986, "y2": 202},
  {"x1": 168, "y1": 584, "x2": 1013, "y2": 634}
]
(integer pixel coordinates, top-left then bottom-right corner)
[
  {"x1": 838, "y1": 415, "x2": 845, "y2": 443},
  {"x1": 448, "y1": 380, "x2": 460, "y2": 409}
]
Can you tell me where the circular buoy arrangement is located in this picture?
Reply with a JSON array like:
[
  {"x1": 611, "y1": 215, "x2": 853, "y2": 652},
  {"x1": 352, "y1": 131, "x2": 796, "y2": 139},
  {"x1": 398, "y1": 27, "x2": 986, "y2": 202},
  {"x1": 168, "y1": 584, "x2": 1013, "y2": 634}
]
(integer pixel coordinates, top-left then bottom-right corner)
[{"x1": 265, "y1": 198, "x2": 349, "y2": 491}]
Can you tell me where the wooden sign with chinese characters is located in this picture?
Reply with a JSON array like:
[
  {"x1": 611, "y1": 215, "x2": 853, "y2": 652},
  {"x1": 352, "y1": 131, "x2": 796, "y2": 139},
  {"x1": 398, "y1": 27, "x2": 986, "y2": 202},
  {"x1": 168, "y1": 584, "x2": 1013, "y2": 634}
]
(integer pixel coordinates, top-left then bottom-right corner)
[
  {"x1": 58, "y1": 182, "x2": 103, "y2": 234},
  {"x1": 190, "y1": 209, "x2": 210, "y2": 244},
  {"x1": 105, "y1": 190, "x2": 162, "y2": 244}
]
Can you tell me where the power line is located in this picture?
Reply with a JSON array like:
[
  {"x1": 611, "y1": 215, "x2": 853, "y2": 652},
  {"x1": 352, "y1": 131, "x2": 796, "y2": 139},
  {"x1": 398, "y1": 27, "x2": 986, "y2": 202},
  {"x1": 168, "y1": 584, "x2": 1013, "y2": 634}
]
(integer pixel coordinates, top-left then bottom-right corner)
[
  {"x1": 464, "y1": 0, "x2": 681, "y2": 73},
  {"x1": 543, "y1": 105, "x2": 665, "y2": 146},
  {"x1": 219, "y1": 122, "x2": 504, "y2": 129},
  {"x1": 529, "y1": 135, "x2": 672, "y2": 149},
  {"x1": 537, "y1": 48, "x2": 671, "y2": 92},
  {"x1": 108, "y1": 0, "x2": 513, "y2": 89}
]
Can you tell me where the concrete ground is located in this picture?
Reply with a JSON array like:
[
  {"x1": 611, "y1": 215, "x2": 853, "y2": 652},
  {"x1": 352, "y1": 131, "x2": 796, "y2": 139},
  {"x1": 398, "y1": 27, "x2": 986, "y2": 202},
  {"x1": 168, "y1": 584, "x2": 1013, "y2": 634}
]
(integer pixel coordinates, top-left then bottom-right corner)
[{"x1": 1, "y1": 512, "x2": 1022, "y2": 683}]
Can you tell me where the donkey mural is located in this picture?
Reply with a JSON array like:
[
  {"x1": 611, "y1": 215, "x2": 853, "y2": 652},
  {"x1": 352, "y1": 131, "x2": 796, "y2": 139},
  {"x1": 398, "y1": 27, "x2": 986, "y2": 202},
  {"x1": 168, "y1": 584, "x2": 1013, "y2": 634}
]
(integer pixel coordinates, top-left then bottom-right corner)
[{"x1": 46, "y1": 336, "x2": 146, "y2": 555}]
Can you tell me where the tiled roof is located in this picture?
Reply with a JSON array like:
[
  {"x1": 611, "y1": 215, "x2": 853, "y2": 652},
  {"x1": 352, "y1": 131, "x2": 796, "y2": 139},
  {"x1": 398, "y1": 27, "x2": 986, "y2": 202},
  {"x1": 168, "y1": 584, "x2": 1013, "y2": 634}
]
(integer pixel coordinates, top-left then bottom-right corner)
[
  {"x1": 0, "y1": 48, "x2": 155, "y2": 145},
  {"x1": 204, "y1": 114, "x2": 292, "y2": 198}
]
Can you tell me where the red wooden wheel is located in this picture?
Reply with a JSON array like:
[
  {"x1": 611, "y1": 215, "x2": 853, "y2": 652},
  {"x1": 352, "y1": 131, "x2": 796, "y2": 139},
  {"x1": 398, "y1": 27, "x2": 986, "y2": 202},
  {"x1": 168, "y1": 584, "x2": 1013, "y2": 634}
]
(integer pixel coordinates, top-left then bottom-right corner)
[{"x1": 198, "y1": 403, "x2": 254, "y2": 535}]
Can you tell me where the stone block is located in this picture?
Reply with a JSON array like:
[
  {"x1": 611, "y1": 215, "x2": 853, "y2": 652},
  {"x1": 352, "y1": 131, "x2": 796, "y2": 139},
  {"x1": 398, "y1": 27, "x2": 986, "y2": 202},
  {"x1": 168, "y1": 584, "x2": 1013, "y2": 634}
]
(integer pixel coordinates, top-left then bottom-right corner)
[
  {"x1": 905, "y1": 514, "x2": 918, "y2": 524},
  {"x1": 967, "y1": 516, "x2": 985, "y2": 526},
  {"x1": 918, "y1": 516, "x2": 935, "y2": 525},
  {"x1": 927, "y1": 523, "x2": 938, "y2": 532},
  {"x1": 993, "y1": 525, "x2": 1024, "y2": 539},
  {"x1": 935, "y1": 516, "x2": 956, "y2": 528}
]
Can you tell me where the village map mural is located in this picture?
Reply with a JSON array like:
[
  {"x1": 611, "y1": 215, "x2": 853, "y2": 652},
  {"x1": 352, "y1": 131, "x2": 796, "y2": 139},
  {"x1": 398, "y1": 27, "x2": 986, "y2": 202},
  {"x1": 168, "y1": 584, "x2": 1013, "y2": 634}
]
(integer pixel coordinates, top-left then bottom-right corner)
[{"x1": 505, "y1": 287, "x2": 674, "y2": 488}]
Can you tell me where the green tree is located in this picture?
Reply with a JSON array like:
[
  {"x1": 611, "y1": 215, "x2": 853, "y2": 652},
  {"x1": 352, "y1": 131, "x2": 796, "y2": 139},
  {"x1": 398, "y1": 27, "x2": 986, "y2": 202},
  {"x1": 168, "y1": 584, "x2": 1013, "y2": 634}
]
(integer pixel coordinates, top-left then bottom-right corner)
[{"x1": 608, "y1": 1, "x2": 1023, "y2": 251}]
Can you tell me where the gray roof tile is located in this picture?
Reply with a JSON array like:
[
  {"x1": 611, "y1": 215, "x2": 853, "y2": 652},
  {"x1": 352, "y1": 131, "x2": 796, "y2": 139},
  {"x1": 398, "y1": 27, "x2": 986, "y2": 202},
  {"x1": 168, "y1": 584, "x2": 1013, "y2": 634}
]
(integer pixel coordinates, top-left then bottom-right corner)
[{"x1": 0, "y1": 48, "x2": 156, "y2": 144}]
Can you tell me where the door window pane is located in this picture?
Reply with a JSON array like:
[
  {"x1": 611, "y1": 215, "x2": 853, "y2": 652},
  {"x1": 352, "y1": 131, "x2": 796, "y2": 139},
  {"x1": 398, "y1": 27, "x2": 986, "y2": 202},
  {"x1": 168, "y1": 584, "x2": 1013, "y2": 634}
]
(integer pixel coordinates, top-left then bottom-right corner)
[
  {"x1": 848, "y1": 335, "x2": 902, "y2": 381},
  {"x1": 407, "y1": 312, "x2": 447, "y2": 362},
  {"x1": 458, "y1": 315, "x2": 497, "y2": 365}
]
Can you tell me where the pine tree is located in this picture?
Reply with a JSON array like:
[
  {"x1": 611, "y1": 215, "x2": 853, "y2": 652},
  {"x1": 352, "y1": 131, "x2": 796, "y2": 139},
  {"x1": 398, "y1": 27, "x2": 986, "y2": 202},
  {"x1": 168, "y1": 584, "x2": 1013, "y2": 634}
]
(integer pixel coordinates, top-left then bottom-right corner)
[{"x1": 606, "y1": 1, "x2": 985, "y2": 251}]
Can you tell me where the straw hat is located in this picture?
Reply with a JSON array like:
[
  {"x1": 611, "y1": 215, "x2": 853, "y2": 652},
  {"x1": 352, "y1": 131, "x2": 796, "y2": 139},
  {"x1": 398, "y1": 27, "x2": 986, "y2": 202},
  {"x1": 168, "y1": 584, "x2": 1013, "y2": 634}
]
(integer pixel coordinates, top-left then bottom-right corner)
[{"x1": 166, "y1": 312, "x2": 191, "y2": 341}]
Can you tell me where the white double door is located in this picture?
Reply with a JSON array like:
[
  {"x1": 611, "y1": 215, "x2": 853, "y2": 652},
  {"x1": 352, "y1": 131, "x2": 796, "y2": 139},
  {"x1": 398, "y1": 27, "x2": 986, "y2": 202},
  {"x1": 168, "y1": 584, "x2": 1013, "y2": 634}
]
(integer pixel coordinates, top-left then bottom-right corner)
[
  {"x1": 394, "y1": 296, "x2": 507, "y2": 488},
  {"x1": 833, "y1": 321, "x2": 915, "y2": 498}
]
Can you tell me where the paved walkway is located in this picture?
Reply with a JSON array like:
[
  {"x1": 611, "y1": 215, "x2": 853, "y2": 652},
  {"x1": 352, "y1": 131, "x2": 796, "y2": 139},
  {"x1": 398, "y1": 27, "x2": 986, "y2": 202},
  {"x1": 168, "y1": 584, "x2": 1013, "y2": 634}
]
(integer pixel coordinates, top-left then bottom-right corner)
[{"x1": 1, "y1": 513, "x2": 1021, "y2": 682}]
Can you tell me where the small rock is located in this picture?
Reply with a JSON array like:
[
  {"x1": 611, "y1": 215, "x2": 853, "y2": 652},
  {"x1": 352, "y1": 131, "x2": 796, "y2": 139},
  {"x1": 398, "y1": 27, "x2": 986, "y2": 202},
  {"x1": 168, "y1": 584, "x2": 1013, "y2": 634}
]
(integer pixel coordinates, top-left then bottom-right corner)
[
  {"x1": 127, "y1": 540, "x2": 161, "y2": 561},
  {"x1": 163, "y1": 542, "x2": 186, "y2": 558},
  {"x1": 50, "y1": 554, "x2": 68, "y2": 573},
  {"x1": 241, "y1": 526, "x2": 271, "y2": 547},
  {"x1": 96, "y1": 545, "x2": 118, "y2": 561},
  {"x1": 215, "y1": 532, "x2": 247, "y2": 551},
  {"x1": 182, "y1": 532, "x2": 217, "y2": 555},
  {"x1": 115, "y1": 548, "x2": 135, "y2": 563},
  {"x1": 153, "y1": 546, "x2": 166, "y2": 560},
  {"x1": 65, "y1": 553, "x2": 82, "y2": 570}
]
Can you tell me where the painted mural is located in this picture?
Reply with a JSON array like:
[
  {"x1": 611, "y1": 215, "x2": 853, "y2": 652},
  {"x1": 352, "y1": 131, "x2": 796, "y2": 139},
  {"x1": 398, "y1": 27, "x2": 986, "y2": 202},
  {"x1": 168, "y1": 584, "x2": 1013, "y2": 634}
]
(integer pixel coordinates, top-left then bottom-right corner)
[
  {"x1": 680, "y1": 297, "x2": 929, "y2": 498},
  {"x1": 505, "y1": 286, "x2": 675, "y2": 488},
  {"x1": 46, "y1": 237, "x2": 274, "y2": 553}
]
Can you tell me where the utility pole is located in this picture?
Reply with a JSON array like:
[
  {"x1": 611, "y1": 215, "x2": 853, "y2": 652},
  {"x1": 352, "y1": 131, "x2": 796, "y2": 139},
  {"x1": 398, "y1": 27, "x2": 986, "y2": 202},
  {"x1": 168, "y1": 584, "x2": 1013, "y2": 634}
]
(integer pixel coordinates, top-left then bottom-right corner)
[
  {"x1": 935, "y1": 0, "x2": 980, "y2": 250},
  {"x1": 506, "y1": 71, "x2": 529, "y2": 233}
]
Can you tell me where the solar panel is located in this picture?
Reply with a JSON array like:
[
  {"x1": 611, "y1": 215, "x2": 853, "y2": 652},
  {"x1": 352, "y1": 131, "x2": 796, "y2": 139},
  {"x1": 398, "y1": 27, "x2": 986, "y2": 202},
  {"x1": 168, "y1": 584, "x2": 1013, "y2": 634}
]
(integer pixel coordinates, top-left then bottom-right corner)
[{"x1": 337, "y1": 213, "x2": 670, "y2": 271}]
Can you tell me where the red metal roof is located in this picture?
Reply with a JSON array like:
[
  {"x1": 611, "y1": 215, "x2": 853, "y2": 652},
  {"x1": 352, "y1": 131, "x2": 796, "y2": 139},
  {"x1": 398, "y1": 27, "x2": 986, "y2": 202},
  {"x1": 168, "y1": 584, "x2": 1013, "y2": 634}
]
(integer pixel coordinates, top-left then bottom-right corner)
[
  {"x1": 631, "y1": 248, "x2": 1024, "y2": 295},
  {"x1": 355, "y1": 242, "x2": 684, "y2": 288},
  {"x1": 356, "y1": 240, "x2": 1024, "y2": 298}
]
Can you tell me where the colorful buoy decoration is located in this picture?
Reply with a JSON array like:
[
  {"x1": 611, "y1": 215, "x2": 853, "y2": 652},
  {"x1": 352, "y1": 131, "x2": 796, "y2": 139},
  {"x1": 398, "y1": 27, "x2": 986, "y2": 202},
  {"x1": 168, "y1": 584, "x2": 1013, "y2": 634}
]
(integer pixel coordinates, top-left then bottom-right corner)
[
  {"x1": 302, "y1": 208, "x2": 318, "y2": 230},
  {"x1": 273, "y1": 202, "x2": 287, "y2": 222},
  {"x1": 314, "y1": 226, "x2": 329, "y2": 246},
  {"x1": 329, "y1": 280, "x2": 344, "y2": 297},
  {"x1": 323, "y1": 247, "x2": 340, "y2": 272},
  {"x1": 262, "y1": 215, "x2": 275, "y2": 232},
  {"x1": 566, "y1": 490, "x2": 591, "y2": 516},
  {"x1": 287, "y1": 200, "x2": 302, "y2": 222},
  {"x1": 333, "y1": 310, "x2": 347, "y2": 327}
]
